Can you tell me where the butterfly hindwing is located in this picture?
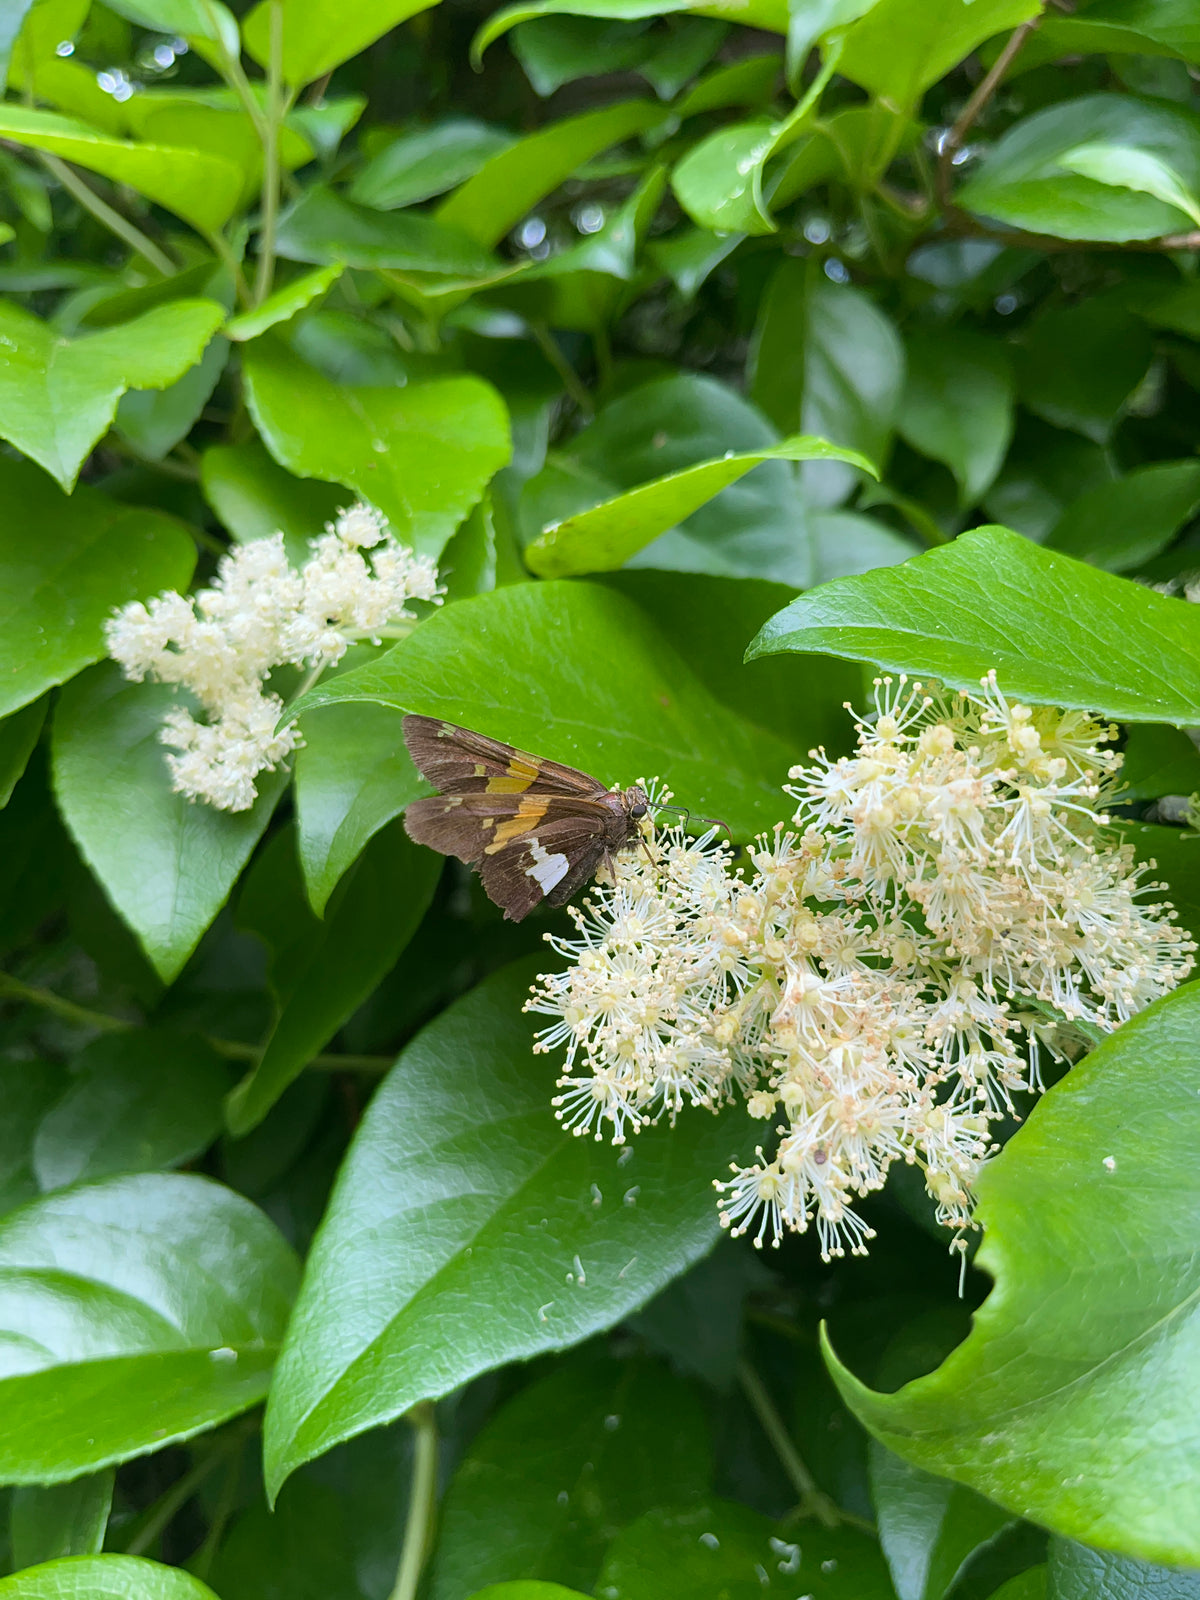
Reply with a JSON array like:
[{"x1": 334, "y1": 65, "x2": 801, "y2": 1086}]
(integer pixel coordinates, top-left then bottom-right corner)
[
  {"x1": 401, "y1": 717, "x2": 648, "y2": 921},
  {"x1": 403, "y1": 715, "x2": 604, "y2": 798}
]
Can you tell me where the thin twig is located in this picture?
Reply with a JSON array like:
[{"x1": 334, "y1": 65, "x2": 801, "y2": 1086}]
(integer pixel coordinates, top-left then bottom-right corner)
[
  {"x1": 253, "y1": 0, "x2": 287, "y2": 307},
  {"x1": 0, "y1": 971, "x2": 393, "y2": 1074},
  {"x1": 737, "y1": 1358, "x2": 840, "y2": 1529},
  {"x1": 37, "y1": 153, "x2": 175, "y2": 275},
  {"x1": 388, "y1": 1403, "x2": 439, "y2": 1600},
  {"x1": 530, "y1": 320, "x2": 594, "y2": 417},
  {"x1": 935, "y1": 19, "x2": 1040, "y2": 211}
]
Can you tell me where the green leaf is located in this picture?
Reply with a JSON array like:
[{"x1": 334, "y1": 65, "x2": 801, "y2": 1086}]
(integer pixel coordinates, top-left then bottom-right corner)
[
  {"x1": 436, "y1": 100, "x2": 664, "y2": 248},
  {"x1": 1047, "y1": 1536, "x2": 1200, "y2": 1598},
  {"x1": 227, "y1": 822, "x2": 440, "y2": 1134},
  {"x1": 0, "y1": 698, "x2": 48, "y2": 808},
  {"x1": 0, "y1": 1172, "x2": 298, "y2": 1482},
  {"x1": 224, "y1": 265, "x2": 343, "y2": 342},
  {"x1": 991, "y1": 1574, "x2": 1046, "y2": 1600},
  {"x1": 0, "y1": 0, "x2": 37, "y2": 91},
  {"x1": 524, "y1": 434, "x2": 876, "y2": 578},
  {"x1": 0, "y1": 459, "x2": 194, "y2": 719},
  {"x1": 473, "y1": 0, "x2": 784, "y2": 66},
  {"x1": 1118, "y1": 725, "x2": 1200, "y2": 802},
  {"x1": 595, "y1": 1499, "x2": 894, "y2": 1597},
  {"x1": 262, "y1": 958, "x2": 751, "y2": 1494},
  {"x1": 957, "y1": 94, "x2": 1200, "y2": 242},
  {"x1": 1057, "y1": 142, "x2": 1200, "y2": 228},
  {"x1": 294, "y1": 579, "x2": 801, "y2": 840},
  {"x1": 982, "y1": 421, "x2": 1114, "y2": 542},
  {"x1": 274, "y1": 186, "x2": 500, "y2": 275},
  {"x1": 824, "y1": 980, "x2": 1200, "y2": 1567},
  {"x1": 351, "y1": 119, "x2": 514, "y2": 210},
  {"x1": 429, "y1": 1356, "x2": 711, "y2": 1597},
  {"x1": 10, "y1": 1471, "x2": 114, "y2": 1568},
  {"x1": 897, "y1": 330, "x2": 1014, "y2": 506},
  {"x1": 750, "y1": 265, "x2": 904, "y2": 507},
  {"x1": 1121, "y1": 822, "x2": 1200, "y2": 949},
  {"x1": 1010, "y1": 0, "x2": 1200, "y2": 69},
  {"x1": 242, "y1": 338, "x2": 510, "y2": 561},
  {"x1": 465, "y1": 1589, "x2": 589, "y2": 1600},
  {"x1": 0, "y1": 1063, "x2": 66, "y2": 1217},
  {"x1": 242, "y1": 0, "x2": 440, "y2": 85},
  {"x1": 1045, "y1": 462, "x2": 1200, "y2": 573},
  {"x1": 670, "y1": 118, "x2": 782, "y2": 235},
  {"x1": 115, "y1": 336, "x2": 229, "y2": 464},
  {"x1": 0, "y1": 1555, "x2": 221, "y2": 1598},
  {"x1": 294, "y1": 702, "x2": 424, "y2": 915},
  {"x1": 870, "y1": 1444, "x2": 1013, "y2": 1600},
  {"x1": 200, "y1": 437, "x2": 344, "y2": 569},
  {"x1": 31, "y1": 1030, "x2": 232, "y2": 1190},
  {"x1": 0, "y1": 297, "x2": 225, "y2": 488},
  {"x1": 0, "y1": 105, "x2": 242, "y2": 234},
  {"x1": 836, "y1": 0, "x2": 1037, "y2": 107},
  {"x1": 51, "y1": 666, "x2": 287, "y2": 984},
  {"x1": 749, "y1": 524, "x2": 1200, "y2": 726},
  {"x1": 1014, "y1": 299, "x2": 1153, "y2": 444}
]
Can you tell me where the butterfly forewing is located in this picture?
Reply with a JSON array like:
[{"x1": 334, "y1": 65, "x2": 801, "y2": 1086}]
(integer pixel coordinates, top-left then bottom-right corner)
[{"x1": 401, "y1": 715, "x2": 646, "y2": 922}]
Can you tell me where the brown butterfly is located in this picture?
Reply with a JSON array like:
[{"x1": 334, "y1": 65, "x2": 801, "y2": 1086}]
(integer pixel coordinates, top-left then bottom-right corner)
[{"x1": 402, "y1": 715, "x2": 649, "y2": 922}]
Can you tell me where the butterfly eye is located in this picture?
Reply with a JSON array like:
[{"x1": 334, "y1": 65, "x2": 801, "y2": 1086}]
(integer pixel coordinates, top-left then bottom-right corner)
[{"x1": 630, "y1": 802, "x2": 647, "y2": 819}]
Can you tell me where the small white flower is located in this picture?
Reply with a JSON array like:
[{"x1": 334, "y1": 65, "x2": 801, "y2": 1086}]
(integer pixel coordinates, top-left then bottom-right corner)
[
  {"x1": 531, "y1": 675, "x2": 1194, "y2": 1260},
  {"x1": 106, "y1": 502, "x2": 443, "y2": 811}
]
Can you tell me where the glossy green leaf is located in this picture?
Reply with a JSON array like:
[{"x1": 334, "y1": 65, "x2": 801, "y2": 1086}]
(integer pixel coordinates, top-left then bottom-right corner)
[
  {"x1": 429, "y1": 1356, "x2": 711, "y2": 1597},
  {"x1": 227, "y1": 823, "x2": 440, "y2": 1134},
  {"x1": 115, "y1": 336, "x2": 229, "y2": 464},
  {"x1": 0, "y1": 698, "x2": 48, "y2": 809},
  {"x1": 243, "y1": 0, "x2": 440, "y2": 84},
  {"x1": 436, "y1": 101, "x2": 664, "y2": 248},
  {"x1": 524, "y1": 434, "x2": 875, "y2": 578},
  {"x1": 242, "y1": 338, "x2": 510, "y2": 560},
  {"x1": 1045, "y1": 462, "x2": 1200, "y2": 573},
  {"x1": 31, "y1": 1031, "x2": 231, "y2": 1190},
  {"x1": 0, "y1": 105, "x2": 242, "y2": 233},
  {"x1": 200, "y1": 437, "x2": 343, "y2": 569},
  {"x1": 524, "y1": 372, "x2": 837, "y2": 587},
  {"x1": 0, "y1": 297, "x2": 224, "y2": 488},
  {"x1": 983, "y1": 422, "x2": 1114, "y2": 542},
  {"x1": 595, "y1": 1499, "x2": 894, "y2": 1597},
  {"x1": 836, "y1": 0, "x2": 1036, "y2": 106},
  {"x1": 870, "y1": 1444, "x2": 1012, "y2": 1600},
  {"x1": 1047, "y1": 1536, "x2": 1200, "y2": 1598},
  {"x1": 52, "y1": 666, "x2": 287, "y2": 984},
  {"x1": 294, "y1": 702, "x2": 423, "y2": 915},
  {"x1": 0, "y1": 1555, "x2": 220, "y2": 1598},
  {"x1": 224, "y1": 265, "x2": 343, "y2": 342},
  {"x1": 0, "y1": 459, "x2": 194, "y2": 719},
  {"x1": 0, "y1": 1172, "x2": 298, "y2": 1482},
  {"x1": 295, "y1": 579, "x2": 801, "y2": 839},
  {"x1": 10, "y1": 1471, "x2": 114, "y2": 1568},
  {"x1": 750, "y1": 265, "x2": 904, "y2": 507},
  {"x1": 0, "y1": 1064, "x2": 64, "y2": 1218},
  {"x1": 263, "y1": 958, "x2": 751, "y2": 1493},
  {"x1": 1010, "y1": 0, "x2": 1200, "y2": 69},
  {"x1": 1014, "y1": 299, "x2": 1153, "y2": 444},
  {"x1": 671, "y1": 118, "x2": 782, "y2": 235},
  {"x1": 897, "y1": 330, "x2": 1014, "y2": 506},
  {"x1": 274, "y1": 186, "x2": 499, "y2": 276},
  {"x1": 825, "y1": 980, "x2": 1200, "y2": 1566},
  {"x1": 750, "y1": 524, "x2": 1200, "y2": 726},
  {"x1": 1119, "y1": 725, "x2": 1200, "y2": 802},
  {"x1": 351, "y1": 120, "x2": 514, "y2": 210},
  {"x1": 992, "y1": 1573, "x2": 1046, "y2": 1600},
  {"x1": 1057, "y1": 142, "x2": 1200, "y2": 228},
  {"x1": 957, "y1": 94, "x2": 1200, "y2": 242},
  {"x1": 0, "y1": 0, "x2": 37, "y2": 90},
  {"x1": 466, "y1": 1589, "x2": 588, "y2": 1600},
  {"x1": 473, "y1": 0, "x2": 785, "y2": 64}
]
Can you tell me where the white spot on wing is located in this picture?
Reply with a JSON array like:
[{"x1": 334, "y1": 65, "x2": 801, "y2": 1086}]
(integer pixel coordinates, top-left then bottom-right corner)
[{"x1": 526, "y1": 839, "x2": 569, "y2": 892}]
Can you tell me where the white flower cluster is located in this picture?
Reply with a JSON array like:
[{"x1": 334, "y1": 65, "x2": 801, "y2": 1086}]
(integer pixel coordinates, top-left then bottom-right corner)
[
  {"x1": 527, "y1": 675, "x2": 1194, "y2": 1259},
  {"x1": 106, "y1": 503, "x2": 441, "y2": 812}
]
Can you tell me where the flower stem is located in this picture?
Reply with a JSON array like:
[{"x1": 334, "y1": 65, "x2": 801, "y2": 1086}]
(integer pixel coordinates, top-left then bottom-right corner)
[
  {"x1": 37, "y1": 153, "x2": 175, "y2": 275},
  {"x1": 736, "y1": 1358, "x2": 840, "y2": 1528},
  {"x1": 388, "y1": 1403, "x2": 439, "y2": 1600},
  {"x1": 253, "y1": 0, "x2": 287, "y2": 307}
]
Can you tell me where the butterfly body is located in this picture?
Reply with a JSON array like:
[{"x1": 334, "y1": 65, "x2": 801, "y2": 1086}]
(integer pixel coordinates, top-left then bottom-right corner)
[{"x1": 402, "y1": 715, "x2": 647, "y2": 921}]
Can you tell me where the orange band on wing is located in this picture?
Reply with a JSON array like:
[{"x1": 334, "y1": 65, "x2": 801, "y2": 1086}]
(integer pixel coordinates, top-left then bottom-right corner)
[
  {"x1": 484, "y1": 756, "x2": 542, "y2": 794},
  {"x1": 483, "y1": 796, "x2": 547, "y2": 851}
]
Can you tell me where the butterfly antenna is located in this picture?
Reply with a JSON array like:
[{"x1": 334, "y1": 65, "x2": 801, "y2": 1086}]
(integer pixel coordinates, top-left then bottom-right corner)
[{"x1": 652, "y1": 801, "x2": 732, "y2": 837}]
